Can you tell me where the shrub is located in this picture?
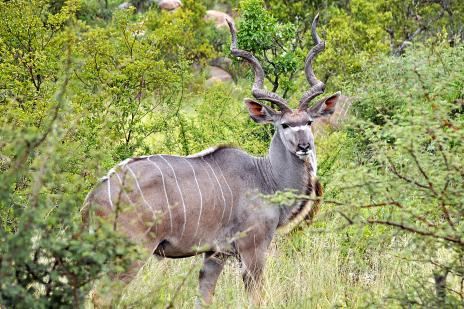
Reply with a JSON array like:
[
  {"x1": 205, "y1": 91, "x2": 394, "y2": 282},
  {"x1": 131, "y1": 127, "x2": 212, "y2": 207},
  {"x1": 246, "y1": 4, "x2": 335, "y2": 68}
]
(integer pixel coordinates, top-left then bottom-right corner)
[{"x1": 329, "y1": 43, "x2": 464, "y2": 306}]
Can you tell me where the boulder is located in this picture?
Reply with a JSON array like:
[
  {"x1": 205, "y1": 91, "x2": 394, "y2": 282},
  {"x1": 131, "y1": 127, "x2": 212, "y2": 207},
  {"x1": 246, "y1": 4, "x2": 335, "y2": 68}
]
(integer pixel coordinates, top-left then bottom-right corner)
[
  {"x1": 118, "y1": 2, "x2": 133, "y2": 10},
  {"x1": 209, "y1": 57, "x2": 233, "y2": 68},
  {"x1": 206, "y1": 66, "x2": 232, "y2": 86},
  {"x1": 205, "y1": 10, "x2": 233, "y2": 28},
  {"x1": 158, "y1": 0, "x2": 182, "y2": 11},
  {"x1": 118, "y1": 1, "x2": 154, "y2": 12}
]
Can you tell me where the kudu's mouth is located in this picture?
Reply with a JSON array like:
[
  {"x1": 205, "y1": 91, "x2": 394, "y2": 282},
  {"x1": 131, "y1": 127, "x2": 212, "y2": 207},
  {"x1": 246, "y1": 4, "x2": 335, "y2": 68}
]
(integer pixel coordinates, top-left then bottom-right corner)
[
  {"x1": 295, "y1": 149, "x2": 317, "y2": 172},
  {"x1": 296, "y1": 149, "x2": 312, "y2": 160}
]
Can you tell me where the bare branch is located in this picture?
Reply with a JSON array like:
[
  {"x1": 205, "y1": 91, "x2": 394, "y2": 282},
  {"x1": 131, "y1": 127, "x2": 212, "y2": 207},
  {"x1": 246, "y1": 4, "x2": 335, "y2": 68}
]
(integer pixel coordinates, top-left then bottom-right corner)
[
  {"x1": 337, "y1": 210, "x2": 354, "y2": 225},
  {"x1": 407, "y1": 146, "x2": 437, "y2": 195},
  {"x1": 407, "y1": 146, "x2": 456, "y2": 229},
  {"x1": 387, "y1": 156, "x2": 431, "y2": 191},
  {"x1": 395, "y1": 10, "x2": 445, "y2": 55},
  {"x1": 365, "y1": 219, "x2": 464, "y2": 247}
]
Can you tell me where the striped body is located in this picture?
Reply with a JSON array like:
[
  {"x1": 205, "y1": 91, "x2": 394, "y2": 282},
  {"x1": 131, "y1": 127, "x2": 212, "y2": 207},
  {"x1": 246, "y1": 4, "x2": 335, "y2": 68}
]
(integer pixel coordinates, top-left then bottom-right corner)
[{"x1": 85, "y1": 146, "x2": 287, "y2": 258}]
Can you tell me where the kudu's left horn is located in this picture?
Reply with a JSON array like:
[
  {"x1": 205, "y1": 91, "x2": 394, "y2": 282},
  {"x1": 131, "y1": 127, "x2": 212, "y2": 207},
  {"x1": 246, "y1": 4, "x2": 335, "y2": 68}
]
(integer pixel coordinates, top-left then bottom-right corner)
[{"x1": 226, "y1": 18, "x2": 291, "y2": 112}]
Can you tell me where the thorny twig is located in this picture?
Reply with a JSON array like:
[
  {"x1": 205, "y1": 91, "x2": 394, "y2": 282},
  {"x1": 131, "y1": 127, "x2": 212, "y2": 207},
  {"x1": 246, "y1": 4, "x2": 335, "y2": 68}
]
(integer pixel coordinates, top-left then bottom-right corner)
[
  {"x1": 407, "y1": 145, "x2": 456, "y2": 230},
  {"x1": 364, "y1": 219, "x2": 463, "y2": 246},
  {"x1": 386, "y1": 156, "x2": 430, "y2": 192}
]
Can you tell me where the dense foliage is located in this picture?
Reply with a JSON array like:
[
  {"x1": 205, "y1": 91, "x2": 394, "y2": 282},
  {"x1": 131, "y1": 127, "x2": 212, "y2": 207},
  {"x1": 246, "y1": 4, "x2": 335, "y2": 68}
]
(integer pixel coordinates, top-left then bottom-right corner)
[
  {"x1": 0, "y1": 0, "x2": 462, "y2": 307},
  {"x1": 332, "y1": 45, "x2": 464, "y2": 307}
]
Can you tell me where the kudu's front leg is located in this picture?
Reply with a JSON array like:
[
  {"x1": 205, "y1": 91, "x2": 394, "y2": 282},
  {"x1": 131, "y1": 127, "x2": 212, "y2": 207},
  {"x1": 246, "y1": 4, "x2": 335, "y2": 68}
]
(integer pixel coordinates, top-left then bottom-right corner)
[
  {"x1": 237, "y1": 240, "x2": 268, "y2": 306},
  {"x1": 196, "y1": 252, "x2": 228, "y2": 308}
]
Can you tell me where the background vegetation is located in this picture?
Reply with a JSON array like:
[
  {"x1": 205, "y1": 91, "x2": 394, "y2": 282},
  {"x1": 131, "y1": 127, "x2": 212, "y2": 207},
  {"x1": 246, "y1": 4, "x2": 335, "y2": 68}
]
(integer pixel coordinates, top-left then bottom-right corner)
[{"x1": 0, "y1": 0, "x2": 462, "y2": 307}]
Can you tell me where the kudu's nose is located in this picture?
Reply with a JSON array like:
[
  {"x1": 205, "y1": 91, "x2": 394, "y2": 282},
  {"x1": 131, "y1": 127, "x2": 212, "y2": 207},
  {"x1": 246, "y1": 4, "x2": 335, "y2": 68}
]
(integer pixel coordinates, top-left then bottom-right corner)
[{"x1": 297, "y1": 143, "x2": 311, "y2": 152}]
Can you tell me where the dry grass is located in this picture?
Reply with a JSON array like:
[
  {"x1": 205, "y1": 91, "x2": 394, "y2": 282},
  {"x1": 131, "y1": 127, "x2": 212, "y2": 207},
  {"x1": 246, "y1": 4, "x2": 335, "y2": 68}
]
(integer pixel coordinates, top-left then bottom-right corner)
[{"x1": 112, "y1": 224, "x2": 421, "y2": 308}]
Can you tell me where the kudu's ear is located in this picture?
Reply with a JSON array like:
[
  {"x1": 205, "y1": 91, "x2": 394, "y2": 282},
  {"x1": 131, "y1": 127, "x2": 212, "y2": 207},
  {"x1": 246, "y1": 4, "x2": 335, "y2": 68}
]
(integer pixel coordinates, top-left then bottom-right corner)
[
  {"x1": 244, "y1": 98, "x2": 277, "y2": 124},
  {"x1": 308, "y1": 92, "x2": 340, "y2": 118}
]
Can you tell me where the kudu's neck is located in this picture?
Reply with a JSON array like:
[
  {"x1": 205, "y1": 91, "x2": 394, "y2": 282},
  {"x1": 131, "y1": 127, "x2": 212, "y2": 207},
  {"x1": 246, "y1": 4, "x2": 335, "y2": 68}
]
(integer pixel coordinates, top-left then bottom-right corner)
[{"x1": 258, "y1": 131, "x2": 310, "y2": 194}]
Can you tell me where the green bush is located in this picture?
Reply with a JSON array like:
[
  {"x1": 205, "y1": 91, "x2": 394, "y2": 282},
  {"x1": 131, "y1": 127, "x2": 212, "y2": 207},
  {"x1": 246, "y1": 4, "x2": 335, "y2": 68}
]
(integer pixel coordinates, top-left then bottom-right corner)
[{"x1": 329, "y1": 43, "x2": 464, "y2": 307}]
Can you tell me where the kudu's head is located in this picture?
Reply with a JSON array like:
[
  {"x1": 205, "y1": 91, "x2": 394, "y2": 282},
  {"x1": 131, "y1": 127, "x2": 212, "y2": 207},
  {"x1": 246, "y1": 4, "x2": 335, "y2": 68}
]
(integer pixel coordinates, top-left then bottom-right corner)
[{"x1": 227, "y1": 14, "x2": 340, "y2": 160}]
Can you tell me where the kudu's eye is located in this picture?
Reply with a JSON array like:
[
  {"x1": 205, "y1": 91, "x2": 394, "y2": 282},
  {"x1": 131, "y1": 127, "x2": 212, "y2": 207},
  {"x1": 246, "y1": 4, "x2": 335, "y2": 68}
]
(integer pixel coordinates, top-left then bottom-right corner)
[
  {"x1": 307, "y1": 120, "x2": 313, "y2": 126},
  {"x1": 281, "y1": 123, "x2": 289, "y2": 129}
]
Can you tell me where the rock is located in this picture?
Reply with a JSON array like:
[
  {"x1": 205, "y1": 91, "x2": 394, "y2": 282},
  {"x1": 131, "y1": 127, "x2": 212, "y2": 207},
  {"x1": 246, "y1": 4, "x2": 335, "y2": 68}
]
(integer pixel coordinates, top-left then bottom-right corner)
[
  {"x1": 205, "y1": 10, "x2": 233, "y2": 28},
  {"x1": 205, "y1": 77, "x2": 223, "y2": 86},
  {"x1": 119, "y1": 1, "x2": 156, "y2": 12},
  {"x1": 158, "y1": 0, "x2": 182, "y2": 11},
  {"x1": 209, "y1": 57, "x2": 233, "y2": 68},
  {"x1": 209, "y1": 66, "x2": 232, "y2": 82},
  {"x1": 206, "y1": 66, "x2": 232, "y2": 86},
  {"x1": 118, "y1": 2, "x2": 133, "y2": 9}
]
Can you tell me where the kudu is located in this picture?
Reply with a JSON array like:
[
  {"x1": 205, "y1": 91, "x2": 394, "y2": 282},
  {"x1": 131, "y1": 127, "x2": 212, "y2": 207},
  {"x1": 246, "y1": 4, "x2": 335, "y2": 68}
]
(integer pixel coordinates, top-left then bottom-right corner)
[{"x1": 82, "y1": 14, "x2": 340, "y2": 306}]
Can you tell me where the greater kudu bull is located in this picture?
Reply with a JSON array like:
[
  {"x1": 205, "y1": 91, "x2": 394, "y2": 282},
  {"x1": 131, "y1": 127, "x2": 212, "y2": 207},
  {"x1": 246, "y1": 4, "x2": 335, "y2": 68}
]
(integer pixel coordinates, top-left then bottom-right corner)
[{"x1": 82, "y1": 14, "x2": 340, "y2": 306}]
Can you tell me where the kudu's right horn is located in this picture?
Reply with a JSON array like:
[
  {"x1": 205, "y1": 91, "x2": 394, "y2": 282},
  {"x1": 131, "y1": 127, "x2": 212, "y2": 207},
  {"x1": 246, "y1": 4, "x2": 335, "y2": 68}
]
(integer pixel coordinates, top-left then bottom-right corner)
[{"x1": 299, "y1": 13, "x2": 326, "y2": 110}]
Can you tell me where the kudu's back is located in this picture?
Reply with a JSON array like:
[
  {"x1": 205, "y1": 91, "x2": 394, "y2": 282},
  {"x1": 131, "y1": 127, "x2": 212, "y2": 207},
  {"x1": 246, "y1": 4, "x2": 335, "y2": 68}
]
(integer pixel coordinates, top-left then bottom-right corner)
[{"x1": 83, "y1": 147, "x2": 264, "y2": 257}]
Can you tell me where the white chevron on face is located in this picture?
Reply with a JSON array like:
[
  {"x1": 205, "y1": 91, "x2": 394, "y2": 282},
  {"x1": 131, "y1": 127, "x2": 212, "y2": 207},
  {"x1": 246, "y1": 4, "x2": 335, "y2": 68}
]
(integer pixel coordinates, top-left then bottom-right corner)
[{"x1": 288, "y1": 125, "x2": 309, "y2": 132}]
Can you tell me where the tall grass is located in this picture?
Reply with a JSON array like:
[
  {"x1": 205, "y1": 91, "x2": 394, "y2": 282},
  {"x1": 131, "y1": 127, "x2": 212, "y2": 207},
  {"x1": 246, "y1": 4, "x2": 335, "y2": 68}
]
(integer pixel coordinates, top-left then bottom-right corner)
[
  {"x1": 92, "y1": 44, "x2": 464, "y2": 308},
  {"x1": 116, "y1": 220, "x2": 423, "y2": 308}
]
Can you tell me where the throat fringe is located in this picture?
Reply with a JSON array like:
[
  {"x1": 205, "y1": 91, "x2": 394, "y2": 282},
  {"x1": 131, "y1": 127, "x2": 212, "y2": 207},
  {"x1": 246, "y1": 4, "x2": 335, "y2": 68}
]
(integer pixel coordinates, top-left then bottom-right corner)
[{"x1": 277, "y1": 160, "x2": 323, "y2": 235}]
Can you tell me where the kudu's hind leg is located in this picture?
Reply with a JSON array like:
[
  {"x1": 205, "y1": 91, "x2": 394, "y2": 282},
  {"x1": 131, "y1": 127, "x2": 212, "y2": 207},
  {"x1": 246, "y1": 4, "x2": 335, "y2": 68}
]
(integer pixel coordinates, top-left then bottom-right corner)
[
  {"x1": 91, "y1": 255, "x2": 149, "y2": 308},
  {"x1": 196, "y1": 252, "x2": 228, "y2": 307}
]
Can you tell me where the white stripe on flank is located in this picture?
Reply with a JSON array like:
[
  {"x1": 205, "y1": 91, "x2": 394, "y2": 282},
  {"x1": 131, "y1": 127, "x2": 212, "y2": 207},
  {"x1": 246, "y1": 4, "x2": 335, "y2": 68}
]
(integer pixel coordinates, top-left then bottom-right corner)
[
  {"x1": 107, "y1": 177, "x2": 114, "y2": 209},
  {"x1": 202, "y1": 157, "x2": 227, "y2": 222},
  {"x1": 114, "y1": 172, "x2": 136, "y2": 205},
  {"x1": 114, "y1": 171, "x2": 151, "y2": 228},
  {"x1": 158, "y1": 155, "x2": 187, "y2": 238},
  {"x1": 126, "y1": 165, "x2": 157, "y2": 216},
  {"x1": 184, "y1": 158, "x2": 203, "y2": 238},
  {"x1": 107, "y1": 158, "x2": 133, "y2": 177},
  {"x1": 113, "y1": 172, "x2": 147, "y2": 228},
  {"x1": 201, "y1": 163, "x2": 217, "y2": 212},
  {"x1": 147, "y1": 157, "x2": 173, "y2": 233},
  {"x1": 214, "y1": 160, "x2": 234, "y2": 223}
]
